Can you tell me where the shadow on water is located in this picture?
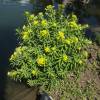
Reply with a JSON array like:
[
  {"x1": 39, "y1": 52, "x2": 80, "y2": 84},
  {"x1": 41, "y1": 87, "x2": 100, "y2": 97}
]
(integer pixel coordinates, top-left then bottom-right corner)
[
  {"x1": 0, "y1": 29, "x2": 18, "y2": 100},
  {"x1": 0, "y1": 1, "x2": 34, "y2": 100}
]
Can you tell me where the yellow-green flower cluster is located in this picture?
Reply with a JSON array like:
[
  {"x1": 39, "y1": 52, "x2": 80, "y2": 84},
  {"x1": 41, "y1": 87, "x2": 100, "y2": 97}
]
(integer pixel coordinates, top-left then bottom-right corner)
[
  {"x1": 21, "y1": 29, "x2": 32, "y2": 40},
  {"x1": 84, "y1": 39, "x2": 92, "y2": 44},
  {"x1": 8, "y1": 71, "x2": 17, "y2": 78},
  {"x1": 44, "y1": 46, "x2": 57, "y2": 53},
  {"x1": 33, "y1": 20, "x2": 39, "y2": 26},
  {"x1": 44, "y1": 46, "x2": 51, "y2": 53},
  {"x1": 52, "y1": 22, "x2": 57, "y2": 27},
  {"x1": 29, "y1": 14, "x2": 34, "y2": 21},
  {"x1": 10, "y1": 46, "x2": 26, "y2": 61},
  {"x1": 68, "y1": 19, "x2": 88, "y2": 30},
  {"x1": 62, "y1": 54, "x2": 68, "y2": 62},
  {"x1": 65, "y1": 36, "x2": 78, "y2": 45},
  {"x1": 22, "y1": 31, "x2": 29, "y2": 40},
  {"x1": 51, "y1": 46, "x2": 56, "y2": 51},
  {"x1": 32, "y1": 69, "x2": 38, "y2": 76},
  {"x1": 71, "y1": 14, "x2": 78, "y2": 22},
  {"x1": 78, "y1": 60, "x2": 83, "y2": 64},
  {"x1": 41, "y1": 19, "x2": 48, "y2": 26},
  {"x1": 36, "y1": 56, "x2": 46, "y2": 66},
  {"x1": 65, "y1": 38, "x2": 71, "y2": 45},
  {"x1": 40, "y1": 30, "x2": 49, "y2": 37},
  {"x1": 71, "y1": 37, "x2": 79, "y2": 43},
  {"x1": 82, "y1": 51, "x2": 88, "y2": 58},
  {"x1": 57, "y1": 31, "x2": 65, "y2": 40},
  {"x1": 46, "y1": 5, "x2": 54, "y2": 10},
  {"x1": 68, "y1": 21, "x2": 78, "y2": 29}
]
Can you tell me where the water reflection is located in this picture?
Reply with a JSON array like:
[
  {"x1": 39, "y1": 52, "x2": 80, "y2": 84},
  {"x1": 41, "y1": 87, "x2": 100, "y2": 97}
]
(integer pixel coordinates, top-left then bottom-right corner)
[{"x1": 0, "y1": 0, "x2": 30, "y2": 4}]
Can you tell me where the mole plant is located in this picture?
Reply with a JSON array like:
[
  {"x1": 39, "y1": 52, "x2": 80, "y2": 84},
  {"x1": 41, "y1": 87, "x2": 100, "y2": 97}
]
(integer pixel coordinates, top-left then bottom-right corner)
[{"x1": 8, "y1": 5, "x2": 92, "y2": 91}]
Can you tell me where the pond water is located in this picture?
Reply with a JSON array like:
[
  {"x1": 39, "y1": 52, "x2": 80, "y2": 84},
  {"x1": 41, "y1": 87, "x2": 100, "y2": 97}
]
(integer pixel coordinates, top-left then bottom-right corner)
[{"x1": 0, "y1": 1, "x2": 34, "y2": 100}]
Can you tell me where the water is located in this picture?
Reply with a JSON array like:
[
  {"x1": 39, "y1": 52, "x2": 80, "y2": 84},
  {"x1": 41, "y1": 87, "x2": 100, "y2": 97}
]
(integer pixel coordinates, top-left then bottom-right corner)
[
  {"x1": 0, "y1": 1, "x2": 34, "y2": 100},
  {"x1": 0, "y1": 0, "x2": 30, "y2": 4}
]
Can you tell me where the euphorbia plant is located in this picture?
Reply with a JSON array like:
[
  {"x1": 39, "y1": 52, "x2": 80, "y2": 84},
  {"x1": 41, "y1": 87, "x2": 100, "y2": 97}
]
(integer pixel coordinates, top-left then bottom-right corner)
[{"x1": 8, "y1": 5, "x2": 92, "y2": 91}]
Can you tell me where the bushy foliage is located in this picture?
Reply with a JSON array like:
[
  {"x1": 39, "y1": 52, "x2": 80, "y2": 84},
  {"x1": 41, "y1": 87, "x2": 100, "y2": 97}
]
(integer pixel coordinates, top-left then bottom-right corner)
[{"x1": 8, "y1": 5, "x2": 92, "y2": 90}]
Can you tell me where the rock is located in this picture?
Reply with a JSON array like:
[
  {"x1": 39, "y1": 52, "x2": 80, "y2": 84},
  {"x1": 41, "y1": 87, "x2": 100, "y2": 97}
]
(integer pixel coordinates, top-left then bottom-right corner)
[{"x1": 37, "y1": 92, "x2": 52, "y2": 100}]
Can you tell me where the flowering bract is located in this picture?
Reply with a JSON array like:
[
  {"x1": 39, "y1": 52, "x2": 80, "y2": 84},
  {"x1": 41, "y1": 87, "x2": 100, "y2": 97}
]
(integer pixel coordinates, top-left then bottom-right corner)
[
  {"x1": 40, "y1": 30, "x2": 49, "y2": 37},
  {"x1": 33, "y1": 20, "x2": 39, "y2": 25},
  {"x1": 41, "y1": 19, "x2": 48, "y2": 26},
  {"x1": 8, "y1": 5, "x2": 92, "y2": 90},
  {"x1": 62, "y1": 54, "x2": 68, "y2": 62},
  {"x1": 36, "y1": 56, "x2": 46, "y2": 66},
  {"x1": 32, "y1": 70, "x2": 38, "y2": 76},
  {"x1": 44, "y1": 47, "x2": 51, "y2": 53},
  {"x1": 57, "y1": 31, "x2": 65, "y2": 40}
]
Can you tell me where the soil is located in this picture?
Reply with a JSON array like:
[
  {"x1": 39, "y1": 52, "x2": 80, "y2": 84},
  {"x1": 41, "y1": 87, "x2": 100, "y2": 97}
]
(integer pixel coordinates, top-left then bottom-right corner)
[
  {"x1": 77, "y1": 43, "x2": 100, "y2": 99},
  {"x1": 78, "y1": 43, "x2": 100, "y2": 100},
  {"x1": 5, "y1": 78, "x2": 39, "y2": 100}
]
